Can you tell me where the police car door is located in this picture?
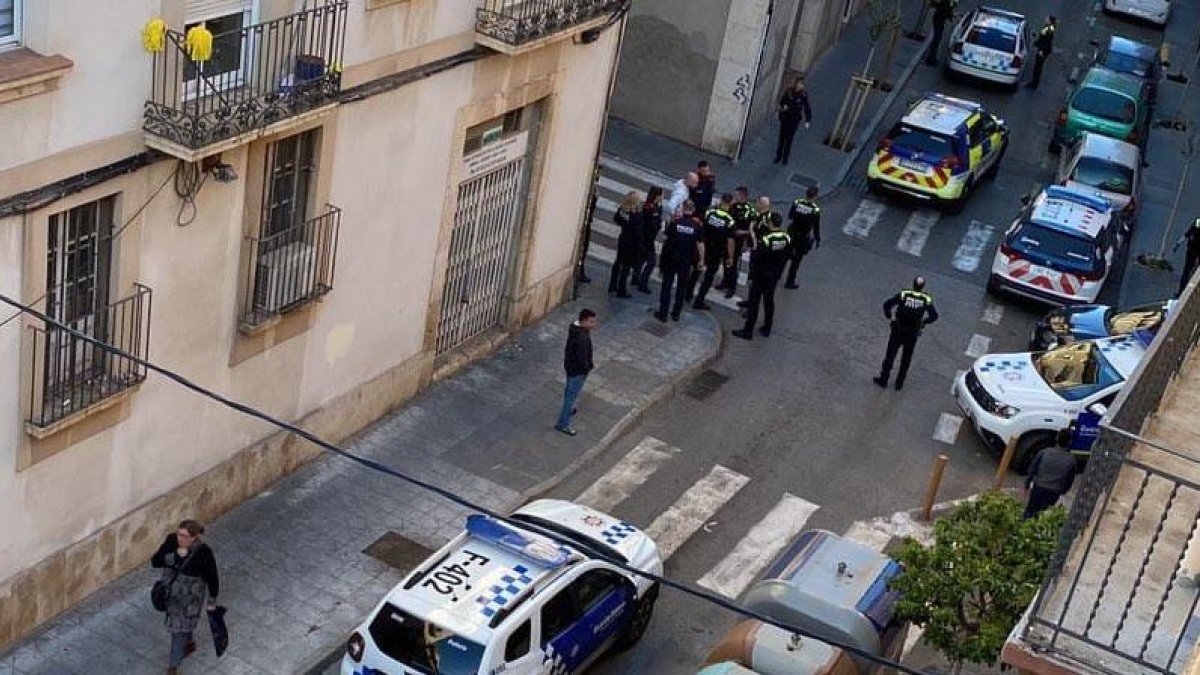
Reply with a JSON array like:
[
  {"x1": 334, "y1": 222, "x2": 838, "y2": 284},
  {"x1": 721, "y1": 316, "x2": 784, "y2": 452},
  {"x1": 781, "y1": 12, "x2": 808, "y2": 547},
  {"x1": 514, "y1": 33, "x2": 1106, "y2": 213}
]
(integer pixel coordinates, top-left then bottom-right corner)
[
  {"x1": 494, "y1": 618, "x2": 541, "y2": 674},
  {"x1": 539, "y1": 569, "x2": 634, "y2": 673}
]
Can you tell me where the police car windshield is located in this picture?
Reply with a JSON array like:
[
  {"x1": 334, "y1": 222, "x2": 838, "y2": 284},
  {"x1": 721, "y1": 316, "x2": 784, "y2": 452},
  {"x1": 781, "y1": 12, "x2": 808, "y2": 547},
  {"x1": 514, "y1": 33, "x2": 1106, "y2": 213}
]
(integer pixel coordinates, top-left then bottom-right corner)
[
  {"x1": 1102, "y1": 51, "x2": 1152, "y2": 78},
  {"x1": 1011, "y1": 222, "x2": 1098, "y2": 268},
  {"x1": 887, "y1": 124, "x2": 956, "y2": 158},
  {"x1": 1032, "y1": 342, "x2": 1121, "y2": 401},
  {"x1": 1107, "y1": 308, "x2": 1163, "y2": 334},
  {"x1": 967, "y1": 26, "x2": 1016, "y2": 52},
  {"x1": 1072, "y1": 156, "x2": 1134, "y2": 194},
  {"x1": 1073, "y1": 87, "x2": 1137, "y2": 123},
  {"x1": 368, "y1": 603, "x2": 486, "y2": 675}
]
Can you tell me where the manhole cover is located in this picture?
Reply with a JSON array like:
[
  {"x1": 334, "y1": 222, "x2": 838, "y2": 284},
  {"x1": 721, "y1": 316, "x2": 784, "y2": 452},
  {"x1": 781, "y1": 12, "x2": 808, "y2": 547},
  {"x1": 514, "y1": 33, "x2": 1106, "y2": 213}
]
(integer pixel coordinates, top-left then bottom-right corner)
[
  {"x1": 685, "y1": 369, "x2": 729, "y2": 400},
  {"x1": 641, "y1": 320, "x2": 672, "y2": 337},
  {"x1": 364, "y1": 532, "x2": 433, "y2": 573},
  {"x1": 789, "y1": 173, "x2": 819, "y2": 189}
]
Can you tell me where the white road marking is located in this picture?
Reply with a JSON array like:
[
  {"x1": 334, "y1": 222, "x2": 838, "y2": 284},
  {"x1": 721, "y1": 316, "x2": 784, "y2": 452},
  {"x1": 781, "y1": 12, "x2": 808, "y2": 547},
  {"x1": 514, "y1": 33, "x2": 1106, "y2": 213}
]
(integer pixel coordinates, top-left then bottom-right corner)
[
  {"x1": 895, "y1": 209, "x2": 939, "y2": 257},
  {"x1": 952, "y1": 220, "x2": 995, "y2": 272},
  {"x1": 595, "y1": 195, "x2": 619, "y2": 214},
  {"x1": 645, "y1": 465, "x2": 751, "y2": 560},
  {"x1": 697, "y1": 494, "x2": 819, "y2": 598},
  {"x1": 842, "y1": 521, "x2": 894, "y2": 552},
  {"x1": 981, "y1": 302, "x2": 1004, "y2": 325},
  {"x1": 933, "y1": 413, "x2": 963, "y2": 445},
  {"x1": 599, "y1": 155, "x2": 675, "y2": 189},
  {"x1": 842, "y1": 197, "x2": 888, "y2": 239},
  {"x1": 576, "y1": 437, "x2": 679, "y2": 513},
  {"x1": 951, "y1": 369, "x2": 965, "y2": 396},
  {"x1": 597, "y1": 175, "x2": 636, "y2": 196},
  {"x1": 966, "y1": 333, "x2": 992, "y2": 358}
]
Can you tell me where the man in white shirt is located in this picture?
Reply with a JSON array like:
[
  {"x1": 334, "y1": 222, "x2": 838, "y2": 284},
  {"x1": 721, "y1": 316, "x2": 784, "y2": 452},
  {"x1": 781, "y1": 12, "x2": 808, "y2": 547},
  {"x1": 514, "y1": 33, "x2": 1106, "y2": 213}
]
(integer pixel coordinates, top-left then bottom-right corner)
[{"x1": 665, "y1": 172, "x2": 699, "y2": 222}]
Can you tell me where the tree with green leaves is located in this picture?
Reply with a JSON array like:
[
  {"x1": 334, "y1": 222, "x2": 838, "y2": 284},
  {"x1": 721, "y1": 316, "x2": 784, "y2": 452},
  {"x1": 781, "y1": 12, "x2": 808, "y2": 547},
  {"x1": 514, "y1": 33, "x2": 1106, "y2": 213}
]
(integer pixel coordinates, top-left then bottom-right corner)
[{"x1": 889, "y1": 491, "x2": 1066, "y2": 670}]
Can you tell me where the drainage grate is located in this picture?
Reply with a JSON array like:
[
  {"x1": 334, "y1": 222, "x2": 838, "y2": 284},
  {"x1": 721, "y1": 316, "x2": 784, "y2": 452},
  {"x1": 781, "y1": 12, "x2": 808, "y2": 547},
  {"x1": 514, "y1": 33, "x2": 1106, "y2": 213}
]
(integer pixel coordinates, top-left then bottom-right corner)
[
  {"x1": 789, "y1": 173, "x2": 819, "y2": 189},
  {"x1": 685, "y1": 369, "x2": 729, "y2": 400},
  {"x1": 364, "y1": 532, "x2": 433, "y2": 573},
  {"x1": 641, "y1": 320, "x2": 672, "y2": 338}
]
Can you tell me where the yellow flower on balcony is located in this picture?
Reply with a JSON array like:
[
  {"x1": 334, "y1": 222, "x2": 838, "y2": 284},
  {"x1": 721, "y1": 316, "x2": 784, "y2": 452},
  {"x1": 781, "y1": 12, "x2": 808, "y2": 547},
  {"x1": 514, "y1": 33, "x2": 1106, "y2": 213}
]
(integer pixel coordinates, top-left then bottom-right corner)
[
  {"x1": 141, "y1": 18, "x2": 167, "y2": 53},
  {"x1": 185, "y1": 23, "x2": 214, "y2": 62}
]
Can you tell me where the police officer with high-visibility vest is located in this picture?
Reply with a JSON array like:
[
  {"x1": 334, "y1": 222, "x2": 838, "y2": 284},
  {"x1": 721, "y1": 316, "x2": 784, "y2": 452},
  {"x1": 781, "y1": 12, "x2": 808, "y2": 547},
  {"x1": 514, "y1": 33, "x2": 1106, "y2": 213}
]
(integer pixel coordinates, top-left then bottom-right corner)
[
  {"x1": 874, "y1": 277, "x2": 939, "y2": 390},
  {"x1": 694, "y1": 194, "x2": 737, "y2": 311},
  {"x1": 1028, "y1": 16, "x2": 1057, "y2": 89},
  {"x1": 1175, "y1": 216, "x2": 1200, "y2": 296},
  {"x1": 733, "y1": 213, "x2": 791, "y2": 340},
  {"x1": 784, "y1": 185, "x2": 822, "y2": 289},
  {"x1": 719, "y1": 186, "x2": 756, "y2": 298}
]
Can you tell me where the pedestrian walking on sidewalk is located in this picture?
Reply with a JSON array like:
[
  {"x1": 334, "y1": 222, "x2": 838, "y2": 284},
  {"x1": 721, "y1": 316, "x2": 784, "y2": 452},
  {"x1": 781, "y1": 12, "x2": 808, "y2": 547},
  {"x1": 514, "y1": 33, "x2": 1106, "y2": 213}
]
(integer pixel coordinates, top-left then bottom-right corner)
[
  {"x1": 733, "y1": 213, "x2": 790, "y2": 340},
  {"x1": 1023, "y1": 430, "x2": 1077, "y2": 519},
  {"x1": 774, "y1": 78, "x2": 812, "y2": 165},
  {"x1": 635, "y1": 187, "x2": 664, "y2": 293},
  {"x1": 1174, "y1": 216, "x2": 1200, "y2": 296},
  {"x1": 874, "y1": 276, "x2": 938, "y2": 390},
  {"x1": 784, "y1": 185, "x2": 822, "y2": 289},
  {"x1": 608, "y1": 190, "x2": 644, "y2": 298},
  {"x1": 151, "y1": 519, "x2": 220, "y2": 674},
  {"x1": 1028, "y1": 16, "x2": 1057, "y2": 89},
  {"x1": 719, "y1": 186, "x2": 754, "y2": 298},
  {"x1": 556, "y1": 309, "x2": 597, "y2": 436},
  {"x1": 694, "y1": 193, "x2": 736, "y2": 310},
  {"x1": 656, "y1": 201, "x2": 704, "y2": 322},
  {"x1": 925, "y1": 0, "x2": 958, "y2": 66}
]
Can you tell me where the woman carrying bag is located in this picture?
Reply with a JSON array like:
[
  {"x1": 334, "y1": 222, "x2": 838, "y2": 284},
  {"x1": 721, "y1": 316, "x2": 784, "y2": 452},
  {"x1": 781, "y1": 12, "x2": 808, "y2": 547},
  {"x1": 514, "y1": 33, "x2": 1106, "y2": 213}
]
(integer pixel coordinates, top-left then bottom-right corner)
[{"x1": 151, "y1": 519, "x2": 220, "y2": 674}]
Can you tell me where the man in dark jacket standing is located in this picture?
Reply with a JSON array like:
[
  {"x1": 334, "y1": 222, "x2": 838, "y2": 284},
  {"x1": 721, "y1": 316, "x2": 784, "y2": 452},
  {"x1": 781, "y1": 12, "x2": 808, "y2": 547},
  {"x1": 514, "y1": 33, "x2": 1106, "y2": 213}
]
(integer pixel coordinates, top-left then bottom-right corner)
[
  {"x1": 784, "y1": 185, "x2": 821, "y2": 289},
  {"x1": 556, "y1": 309, "x2": 597, "y2": 436},
  {"x1": 1023, "y1": 429, "x2": 1078, "y2": 518},
  {"x1": 874, "y1": 277, "x2": 938, "y2": 390},
  {"x1": 732, "y1": 213, "x2": 791, "y2": 340},
  {"x1": 774, "y1": 78, "x2": 813, "y2": 165},
  {"x1": 1028, "y1": 15, "x2": 1057, "y2": 89},
  {"x1": 925, "y1": 0, "x2": 957, "y2": 66},
  {"x1": 656, "y1": 201, "x2": 704, "y2": 323}
]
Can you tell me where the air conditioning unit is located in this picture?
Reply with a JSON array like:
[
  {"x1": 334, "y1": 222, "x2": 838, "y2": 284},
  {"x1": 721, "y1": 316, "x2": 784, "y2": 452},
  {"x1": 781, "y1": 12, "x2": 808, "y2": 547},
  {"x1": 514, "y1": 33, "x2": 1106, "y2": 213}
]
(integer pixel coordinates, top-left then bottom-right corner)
[{"x1": 254, "y1": 240, "x2": 316, "y2": 314}]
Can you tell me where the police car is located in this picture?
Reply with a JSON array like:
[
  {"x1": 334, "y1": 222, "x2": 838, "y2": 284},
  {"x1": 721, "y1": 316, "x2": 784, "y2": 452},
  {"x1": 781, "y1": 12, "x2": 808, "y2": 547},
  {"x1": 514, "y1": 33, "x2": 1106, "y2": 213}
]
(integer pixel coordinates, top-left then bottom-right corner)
[
  {"x1": 868, "y1": 93, "x2": 1008, "y2": 213},
  {"x1": 342, "y1": 500, "x2": 662, "y2": 675},
  {"x1": 947, "y1": 6, "x2": 1030, "y2": 86},
  {"x1": 988, "y1": 186, "x2": 1122, "y2": 305},
  {"x1": 1028, "y1": 299, "x2": 1170, "y2": 350},
  {"x1": 954, "y1": 331, "x2": 1152, "y2": 472}
]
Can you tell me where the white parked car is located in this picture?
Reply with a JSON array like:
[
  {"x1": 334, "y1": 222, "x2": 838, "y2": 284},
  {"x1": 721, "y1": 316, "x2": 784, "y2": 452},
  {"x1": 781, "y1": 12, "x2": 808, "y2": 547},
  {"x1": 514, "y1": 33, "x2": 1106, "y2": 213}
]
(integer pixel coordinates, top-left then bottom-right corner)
[
  {"x1": 954, "y1": 332, "x2": 1152, "y2": 472},
  {"x1": 947, "y1": 6, "x2": 1030, "y2": 86},
  {"x1": 1055, "y1": 132, "x2": 1141, "y2": 231},
  {"x1": 342, "y1": 500, "x2": 661, "y2": 675},
  {"x1": 988, "y1": 185, "x2": 1122, "y2": 305},
  {"x1": 1103, "y1": 0, "x2": 1170, "y2": 27}
]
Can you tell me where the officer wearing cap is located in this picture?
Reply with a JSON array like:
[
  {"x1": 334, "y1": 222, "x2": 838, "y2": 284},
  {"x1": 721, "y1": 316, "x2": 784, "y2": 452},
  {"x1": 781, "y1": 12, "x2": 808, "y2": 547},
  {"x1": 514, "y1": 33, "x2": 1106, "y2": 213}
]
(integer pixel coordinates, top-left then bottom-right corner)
[
  {"x1": 733, "y1": 213, "x2": 791, "y2": 340},
  {"x1": 874, "y1": 277, "x2": 939, "y2": 390},
  {"x1": 693, "y1": 193, "x2": 736, "y2": 311},
  {"x1": 784, "y1": 185, "x2": 821, "y2": 289}
]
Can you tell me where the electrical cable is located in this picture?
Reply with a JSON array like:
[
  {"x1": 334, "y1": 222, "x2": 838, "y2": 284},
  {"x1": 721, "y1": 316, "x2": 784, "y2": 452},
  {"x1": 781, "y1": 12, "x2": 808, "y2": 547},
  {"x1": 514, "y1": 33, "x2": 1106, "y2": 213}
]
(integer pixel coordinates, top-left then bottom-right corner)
[
  {"x1": 173, "y1": 160, "x2": 206, "y2": 227},
  {"x1": 0, "y1": 291, "x2": 932, "y2": 675}
]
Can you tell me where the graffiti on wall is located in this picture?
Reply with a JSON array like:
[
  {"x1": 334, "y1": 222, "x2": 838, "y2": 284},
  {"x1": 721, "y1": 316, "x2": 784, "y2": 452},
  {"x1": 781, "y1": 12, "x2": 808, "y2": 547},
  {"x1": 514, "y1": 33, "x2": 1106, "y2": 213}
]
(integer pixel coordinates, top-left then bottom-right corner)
[{"x1": 732, "y1": 73, "x2": 752, "y2": 104}]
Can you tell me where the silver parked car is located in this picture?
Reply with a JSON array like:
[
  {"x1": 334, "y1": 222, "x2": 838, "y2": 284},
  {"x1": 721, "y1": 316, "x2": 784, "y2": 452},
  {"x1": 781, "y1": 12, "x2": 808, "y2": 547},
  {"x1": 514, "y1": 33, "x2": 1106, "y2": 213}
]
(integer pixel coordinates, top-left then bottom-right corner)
[
  {"x1": 1055, "y1": 131, "x2": 1142, "y2": 231},
  {"x1": 1103, "y1": 0, "x2": 1170, "y2": 26}
]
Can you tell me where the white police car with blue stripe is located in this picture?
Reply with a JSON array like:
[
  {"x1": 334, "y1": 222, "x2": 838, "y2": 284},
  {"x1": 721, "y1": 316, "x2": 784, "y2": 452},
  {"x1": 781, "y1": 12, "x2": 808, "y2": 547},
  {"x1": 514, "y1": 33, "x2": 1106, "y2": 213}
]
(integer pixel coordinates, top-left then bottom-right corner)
[{"x1": 342, "y1": 499, "x2": 662, "y2": 675}]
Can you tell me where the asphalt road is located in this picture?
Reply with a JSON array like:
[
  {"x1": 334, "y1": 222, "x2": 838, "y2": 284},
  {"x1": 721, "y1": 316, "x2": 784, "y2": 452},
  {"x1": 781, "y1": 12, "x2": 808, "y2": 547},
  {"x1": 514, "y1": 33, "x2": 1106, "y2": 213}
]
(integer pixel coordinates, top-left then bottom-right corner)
[{"x1": 569, "y1": 1, "x2": 1193, "y2": 672}]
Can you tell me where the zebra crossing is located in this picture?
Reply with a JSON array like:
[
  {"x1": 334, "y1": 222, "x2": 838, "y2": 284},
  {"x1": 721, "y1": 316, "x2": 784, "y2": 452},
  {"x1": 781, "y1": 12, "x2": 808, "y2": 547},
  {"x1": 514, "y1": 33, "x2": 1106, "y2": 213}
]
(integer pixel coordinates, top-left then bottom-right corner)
[
  {"x1": 571, "y1": 436, "x2": 910, "y2": 601},
  {"x1": 595, "y1": 154, "x2": 1000, "y2": 283}
]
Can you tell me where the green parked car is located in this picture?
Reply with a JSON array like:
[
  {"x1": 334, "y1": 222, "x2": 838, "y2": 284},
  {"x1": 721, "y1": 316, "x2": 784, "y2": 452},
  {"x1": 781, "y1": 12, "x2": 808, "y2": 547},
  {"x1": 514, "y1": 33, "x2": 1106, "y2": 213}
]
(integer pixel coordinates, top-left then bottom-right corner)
[{"x1": 1051, "y1": 66, "x2": 1152, "y2": 152}]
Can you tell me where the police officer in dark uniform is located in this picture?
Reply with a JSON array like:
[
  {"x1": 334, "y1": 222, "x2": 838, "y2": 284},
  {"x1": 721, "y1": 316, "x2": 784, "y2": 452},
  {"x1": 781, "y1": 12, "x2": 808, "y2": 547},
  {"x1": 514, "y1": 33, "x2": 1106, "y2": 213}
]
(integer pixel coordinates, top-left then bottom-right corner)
[
  {"x1": 656, "y1": 200, "x2": 704, "y2": 323},
  {"x1": 684, "y1": 162, "x2": 718, "y2": 301},
  {"x1": 784, "y1": 185, "x2": 822, "y2": 289},
  {"x1": 1028, "y1": 16, "x2": 1057, "y2": 89},
  {"x1": 874, "y1": 277, "x2": 939, "y2": 390},
  {"x1": 694, "y1": 194, "x2": 736, "y2": 311},
  {"x1": 719, "y1": 186, "x2": 755, "y2": 298},
  {"x1": 738, "y1": 197, "x2": 778, "y2": 309},
  {"x1": 1175, "y1": 217, "x2": 1200, "y2": 296},
  {"x1": 733, "y1": 214, "x2": 791, "y2": 340},
  {"x1": 926, "y1": 0, "x2": 958, "y2": 66}
]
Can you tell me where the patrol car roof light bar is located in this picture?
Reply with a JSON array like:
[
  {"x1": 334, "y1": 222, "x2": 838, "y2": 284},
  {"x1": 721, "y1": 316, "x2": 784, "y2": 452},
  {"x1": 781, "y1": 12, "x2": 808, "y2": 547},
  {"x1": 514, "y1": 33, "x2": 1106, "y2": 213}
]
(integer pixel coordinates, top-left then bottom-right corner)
[{"x1": 0, "y1": 290, "x2": 930, "y2": 675}]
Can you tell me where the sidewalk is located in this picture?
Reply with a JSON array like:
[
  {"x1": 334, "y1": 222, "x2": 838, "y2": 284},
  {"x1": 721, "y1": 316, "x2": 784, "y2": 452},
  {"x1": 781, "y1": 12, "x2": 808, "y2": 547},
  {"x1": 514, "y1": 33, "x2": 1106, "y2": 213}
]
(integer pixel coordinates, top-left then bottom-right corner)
[
  {"x1": 0, "y1": 262, "x2": 720, "y2": 675},
  {"x1": 603, "y1": 0, "x2": 928, "y2": 200}
]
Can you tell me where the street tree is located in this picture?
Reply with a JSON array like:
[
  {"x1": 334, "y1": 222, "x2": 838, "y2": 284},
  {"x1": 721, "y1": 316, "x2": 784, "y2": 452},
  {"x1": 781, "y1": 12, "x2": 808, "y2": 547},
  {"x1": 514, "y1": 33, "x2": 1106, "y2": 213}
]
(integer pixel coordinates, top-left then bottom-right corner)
[{"x1": 888, "y1": 491, "x2": 1066, "y2": 670}]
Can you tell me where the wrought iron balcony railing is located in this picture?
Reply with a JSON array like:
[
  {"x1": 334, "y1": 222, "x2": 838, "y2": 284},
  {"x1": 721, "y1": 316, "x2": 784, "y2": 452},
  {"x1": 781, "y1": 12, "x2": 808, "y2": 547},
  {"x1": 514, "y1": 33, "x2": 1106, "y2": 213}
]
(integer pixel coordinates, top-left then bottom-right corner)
[
  {"x1": 476, "y1": 0, "x2": 622, "y2": 51},
  {"x1": 27, "y1": 284, "x2": 152, "y2": 429},
  {"x1": 240, "y1": 205, "x2": 341, "y2": 329},
  {"x1": 145, "y1": 2, "x2": 348, "y2": 155}
]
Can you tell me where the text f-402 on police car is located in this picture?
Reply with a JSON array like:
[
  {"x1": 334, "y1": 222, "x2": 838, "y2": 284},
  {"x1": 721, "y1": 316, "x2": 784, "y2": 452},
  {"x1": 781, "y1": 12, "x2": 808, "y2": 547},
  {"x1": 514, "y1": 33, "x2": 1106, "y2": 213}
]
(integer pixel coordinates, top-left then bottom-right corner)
[{"x1": 343, "y1": 500, "x2": 663, "y2": 675}]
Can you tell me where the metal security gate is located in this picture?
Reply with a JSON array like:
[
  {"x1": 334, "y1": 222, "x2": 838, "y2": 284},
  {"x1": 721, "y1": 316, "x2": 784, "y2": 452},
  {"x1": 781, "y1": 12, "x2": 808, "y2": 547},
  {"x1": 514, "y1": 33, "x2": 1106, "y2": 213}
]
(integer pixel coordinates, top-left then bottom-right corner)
[{"x1": 435, "y1": 156, "x2": 526, "y2": 354}]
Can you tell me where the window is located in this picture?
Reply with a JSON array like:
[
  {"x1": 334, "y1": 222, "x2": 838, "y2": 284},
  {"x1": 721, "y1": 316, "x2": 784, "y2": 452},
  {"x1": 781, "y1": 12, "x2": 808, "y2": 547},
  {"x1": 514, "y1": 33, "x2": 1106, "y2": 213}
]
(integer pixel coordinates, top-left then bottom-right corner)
[
  {"x1": 504, "y1": 620, "x2": 531, "y2": 661},
  {"x1": 463, "y1": 109, "x2": 522, "y2": 154},
  {"x1": 540, "y1": 586, "x2": 581, "y2": 642},
  {"x1": 263, "y1": 129, "x2": 318, "y2": 237},
  {"x1": 1071, "y1": 157, "x2": 1135, "y2": 195},
  {"x1": 1072, "y1": 87, "x2": 1137, "y2": 124},
  {"x1": 366, "y1": 604, "x2": 487, "y2": 675},
  {"x1": 182, "y1": 1, "x2": 255, "y2": 94},
  {"x1": 0, "y1": 0, "x2": 19, "y2": 47}
]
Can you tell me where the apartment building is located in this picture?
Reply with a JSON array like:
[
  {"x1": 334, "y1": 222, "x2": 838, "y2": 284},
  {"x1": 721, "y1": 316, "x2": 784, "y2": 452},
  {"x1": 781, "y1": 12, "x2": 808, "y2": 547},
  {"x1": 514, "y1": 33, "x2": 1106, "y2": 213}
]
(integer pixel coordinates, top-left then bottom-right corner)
[{"x1": 0, "y1": 0, "x2": 623, "y2": 649}]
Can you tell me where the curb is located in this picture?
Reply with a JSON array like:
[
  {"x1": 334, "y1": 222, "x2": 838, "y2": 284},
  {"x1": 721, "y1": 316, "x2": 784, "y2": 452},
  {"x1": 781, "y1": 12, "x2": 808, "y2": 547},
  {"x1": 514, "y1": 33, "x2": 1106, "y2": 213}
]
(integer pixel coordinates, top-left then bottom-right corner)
[
  {"x1": 517, "y1": 309, "x2": 726, "y2": 504},
  {"x1": 831, "y1": 33, "x2": 930, "y2": 189}
]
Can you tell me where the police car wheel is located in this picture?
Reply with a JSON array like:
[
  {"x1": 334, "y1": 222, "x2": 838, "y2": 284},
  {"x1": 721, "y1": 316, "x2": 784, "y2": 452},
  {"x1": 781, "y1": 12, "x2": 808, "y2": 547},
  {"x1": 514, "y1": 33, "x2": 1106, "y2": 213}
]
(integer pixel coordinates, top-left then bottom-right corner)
[
  {"x1": 1014, "y1": 432, "x2": 1056, "y2": 475},
  {"x1": 616, "y1": 583, "x2": 659, "y2": 650}
]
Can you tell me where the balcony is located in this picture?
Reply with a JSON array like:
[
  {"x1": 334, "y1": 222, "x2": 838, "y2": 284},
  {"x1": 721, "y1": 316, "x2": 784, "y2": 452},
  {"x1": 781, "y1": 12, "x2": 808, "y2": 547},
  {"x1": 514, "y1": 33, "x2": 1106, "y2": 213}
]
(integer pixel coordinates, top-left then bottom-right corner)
[
  {"x1": 239, "y1": 206, "x2": 341, "y2": 330},
  {"x1": 475, "y1": 0, "x2": 623, "y2": 55},
  {"x1": 26, "y1": 285, "x2": 152, "y2": 432},
  {"x1": 144, "y1": 2, "x2": 348, "y2": 161}
]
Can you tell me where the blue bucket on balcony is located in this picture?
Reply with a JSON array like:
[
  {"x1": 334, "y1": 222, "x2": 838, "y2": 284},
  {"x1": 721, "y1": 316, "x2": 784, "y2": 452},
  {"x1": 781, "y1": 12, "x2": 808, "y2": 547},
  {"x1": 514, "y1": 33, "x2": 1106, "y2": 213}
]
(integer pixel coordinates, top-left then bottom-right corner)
[{"x1": 295, "y1": 55, "x2": 326, "y2": 82}]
